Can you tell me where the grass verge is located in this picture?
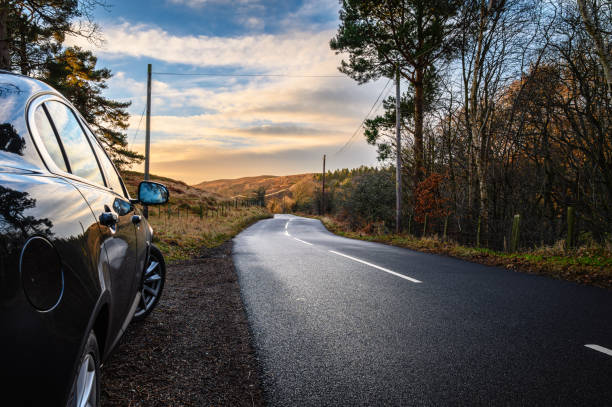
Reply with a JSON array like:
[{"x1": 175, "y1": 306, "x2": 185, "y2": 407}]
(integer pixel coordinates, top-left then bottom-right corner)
[
  {"x1": 147, "y1": 206, "x2": 271, "y2": 262},
  {"x1": 314, "y1": 215, "x2": 612, "y2": 290}
]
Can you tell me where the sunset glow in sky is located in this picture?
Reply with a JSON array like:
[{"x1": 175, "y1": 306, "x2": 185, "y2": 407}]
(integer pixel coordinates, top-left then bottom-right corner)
[{"x1": 69, "y1": 0, "x2": 385, "y2": 184}]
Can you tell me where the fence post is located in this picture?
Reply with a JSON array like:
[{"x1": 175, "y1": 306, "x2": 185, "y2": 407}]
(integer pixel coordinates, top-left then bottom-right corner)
[
  {"x1": 443, "y1": 215, "x2": 449, "y2": 241},
  {"x1": 566, "y1": 206, "x2": 575, "y2": 250},
  {"x1": 476, "y1": 215, "x2": 481, "y2": 248},
  {"x1": 510, "y1": 214, "x2": 521, "y2": 252},
  {"x1": 422, "y1": 214, "x2": 428, "y2": 237},
  {"x1": 407, "y1": 214, "x2": 412, "y2": 236}
]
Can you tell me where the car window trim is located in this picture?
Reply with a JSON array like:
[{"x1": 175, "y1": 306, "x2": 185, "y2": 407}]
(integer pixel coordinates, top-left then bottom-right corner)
[
  {"x1": 77, "y1": 115, "x2": 131, "y2": 200},
  {"x1": 52, "y1": 101, "x2": 108, "y2": 189},
  {"x1": 40, "y1": 103, "x2": 72, "y2": 173},
  {"x1": 27, "y1": 94, "x2": 111, "y2": 190}
]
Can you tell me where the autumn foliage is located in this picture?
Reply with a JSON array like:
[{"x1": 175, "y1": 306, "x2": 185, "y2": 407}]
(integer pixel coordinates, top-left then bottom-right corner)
[{"x1": 414, "y1": 173, "x2": 451, "y2": 223}]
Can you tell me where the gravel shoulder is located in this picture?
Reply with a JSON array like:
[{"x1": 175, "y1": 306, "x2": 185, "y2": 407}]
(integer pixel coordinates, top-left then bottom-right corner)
[{"x1": 100, "y1": 241, "x2": 265, "y2": 406}]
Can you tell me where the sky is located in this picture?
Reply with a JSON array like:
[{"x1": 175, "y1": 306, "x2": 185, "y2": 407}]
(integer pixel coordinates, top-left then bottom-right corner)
[{"x1": 67, "y1": 0, "x2": 387, "y2": 184}]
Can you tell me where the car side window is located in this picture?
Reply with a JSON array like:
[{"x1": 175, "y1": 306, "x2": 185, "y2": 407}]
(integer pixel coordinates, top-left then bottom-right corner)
[
  {"x1": 82, "y1": 122, "x2": 126, "y2": 196},
  {"x1": 33, "y1": 105, "x2": 69, "y2": 172},
  {"x1": 44, "y1": 101, "x2": 104, "y2": 186}
]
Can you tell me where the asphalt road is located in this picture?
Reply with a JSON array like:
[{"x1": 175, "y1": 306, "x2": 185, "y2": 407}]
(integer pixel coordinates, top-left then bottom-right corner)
[{"x1": 233, "y1": 215, "x2": 612, "y2": 406}]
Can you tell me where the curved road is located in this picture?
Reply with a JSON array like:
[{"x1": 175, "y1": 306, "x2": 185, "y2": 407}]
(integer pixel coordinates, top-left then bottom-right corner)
[{"x1": 233, "y1": 215, "x2": 612, "y2": 406}]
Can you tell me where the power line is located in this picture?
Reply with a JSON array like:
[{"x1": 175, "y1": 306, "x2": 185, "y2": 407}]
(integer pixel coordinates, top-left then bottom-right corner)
[
  {"x1": 152, "y1": 72, "x2": 346, "y2": 78},
  {"x1": 334, "y1": 78, "x2": 392, "y2": 156},
  {"x1": 342, "y1": 84, "x2": 394, "y2": 152},
  {"x1": 129, "y1": 106, "x2": 146, "y2": 147}
]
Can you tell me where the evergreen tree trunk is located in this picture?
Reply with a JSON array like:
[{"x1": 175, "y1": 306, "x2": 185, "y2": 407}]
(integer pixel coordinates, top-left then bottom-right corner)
[
  {"x1": 18, "y1": 22, "x2": 28, "y2": 75},
  {"x1": 0, "y1": 2, "x2": 9, "y2": 70}
]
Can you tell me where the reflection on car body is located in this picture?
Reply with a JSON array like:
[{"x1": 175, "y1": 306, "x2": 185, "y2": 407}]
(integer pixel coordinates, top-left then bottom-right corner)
[{"x1": 0, "y1": 71, "x2": 169, "y2": 407}]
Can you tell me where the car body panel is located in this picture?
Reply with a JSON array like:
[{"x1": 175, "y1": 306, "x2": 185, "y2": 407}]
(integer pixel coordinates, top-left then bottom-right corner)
[
  {"x1": 72, "y1": 180, "x2": 142, "y2": 352},
  {"x1": 0, "y1": 171, "x2": 104, "y2": 405},
  {"x1": 0, "y1": 71, "x2": 162, "y2": 405}
]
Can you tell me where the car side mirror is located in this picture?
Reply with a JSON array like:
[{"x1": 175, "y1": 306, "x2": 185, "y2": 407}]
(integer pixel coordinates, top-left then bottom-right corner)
[{"x1": 138, "y1": 181, "x2": 169, "y2": 205}]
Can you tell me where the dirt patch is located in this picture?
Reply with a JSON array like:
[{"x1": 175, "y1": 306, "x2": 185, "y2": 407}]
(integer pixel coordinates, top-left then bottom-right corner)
[{"x1": 100, "y1": 241, "x2": 265, "y2": 406}]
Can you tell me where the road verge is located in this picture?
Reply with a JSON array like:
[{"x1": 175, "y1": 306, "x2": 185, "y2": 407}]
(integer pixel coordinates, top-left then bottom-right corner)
[
  {"x1": 101, "y1": 241, "x2": 265, "y2": 406},
  {"x1": 312, "y1": 215, "x2": 612, "y2": 290}
]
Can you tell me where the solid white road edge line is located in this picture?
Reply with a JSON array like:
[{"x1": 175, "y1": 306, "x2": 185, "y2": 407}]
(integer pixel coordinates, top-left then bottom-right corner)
[
  {"x1": 293, "y1": 237, "x2": 313, "y2": 246},
  {"x1": 329, "y1": 250, "x2": 422, "y2": 283},
  {"x1": 585, "y1": 344, "x2": 612, "y2": 357}
]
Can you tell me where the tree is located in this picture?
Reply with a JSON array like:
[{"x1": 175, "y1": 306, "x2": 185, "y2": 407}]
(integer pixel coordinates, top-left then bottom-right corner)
[
  {"x1": 457, "y1": 0, "x2": 540, "y2": 244},
  {"x1": 43, "y1": 47, "x2": 143, "y2": 169},
  {"x1": 330, "y1": 0, "x2": 460, "y2": 183},
  {"x1": 0, "y1": 1, "x2": 140, "y2": 168},
  {"x1": 414, "y1": 172, "x2": 451, "y2": 223},
  {"x1": 0, "y1": 0, "x2": 103, "y2": 73},
  {"x1": 576, "y1": 0, "x2": 612, "y2": 94},
  {"x1": 339, "y1": 170, "x2": 396, "y2": 229},
  {"x1": 254, "y1": 186, "x2": 266, "y2": 206}
]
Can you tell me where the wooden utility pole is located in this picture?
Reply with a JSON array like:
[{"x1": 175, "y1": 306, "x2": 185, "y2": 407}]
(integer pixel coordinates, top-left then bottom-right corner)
[
  {"x1": 395, "y1": 67, "x2": 402, "y2": 233},
  {"x1": 322, "y1": 154, "x2": 326, "y2": 214},
  {"x1": 143, "y1": 63, "x2": 152, "y2": 218}
]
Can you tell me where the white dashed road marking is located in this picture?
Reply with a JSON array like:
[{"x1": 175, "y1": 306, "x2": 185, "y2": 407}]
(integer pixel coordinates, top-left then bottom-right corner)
[
  {"x1": 585, "y1": 344, "x2": 612, "y2": 357},
  {"x1": 285, "y1": 219, "x2": 419, "y2": 281},
  {"x1": 329, "y1": 250, "x2": 422, "y2": 283},
  {"x1": 293, "y1": 237, "x2": 313, "y2": 246}
]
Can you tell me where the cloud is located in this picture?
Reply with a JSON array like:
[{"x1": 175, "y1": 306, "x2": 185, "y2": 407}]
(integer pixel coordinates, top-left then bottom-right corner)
[
  {"x1": 67, "y1": 23, "x2": 338, "y2": 73},
  {"x1": 117, "y1": 73, "x2": 385, "y2": 147},
  {"x1": 135, "y1": 138, "x2": 378, "y2": 184},
  {"x1": 240, "y1": 16, "x2": 265, "y2": 30},
  {"x1": 281, "y1": 0, "x2": 341, "y2": 30},
  {"x1": 240, "y1": 124, "x2": 323, "y2": 136},
  {"x1": 167, "y1": 0, "x2": 261, "y2": 8},
  {"x1": 71, "y1": 20, "x2": 384, "y2": 180}
]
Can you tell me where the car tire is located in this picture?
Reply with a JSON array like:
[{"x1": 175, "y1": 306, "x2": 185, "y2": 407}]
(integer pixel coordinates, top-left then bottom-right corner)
[
  {"x1": 133, "y1": 244, "x2": 166, "y2": 321},
  {"x1": 67, "y1": 330, "x2": 100, "y2": 407}
]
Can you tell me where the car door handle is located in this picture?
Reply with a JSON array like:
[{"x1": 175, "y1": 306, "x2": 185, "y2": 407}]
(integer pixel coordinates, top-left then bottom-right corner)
[
  {"x1": 99, "y1": 212, "x2": 118, "y2": 227},
  {"x1": 131, "y1": 215, "x2": 142, "y2": 224}
]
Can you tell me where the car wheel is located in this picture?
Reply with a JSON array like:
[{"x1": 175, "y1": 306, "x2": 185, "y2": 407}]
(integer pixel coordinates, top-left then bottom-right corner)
[
  {"x1": 133, "y1": 244, "x2": 165, "y2": 321},
  {"x1": 67, "y1": 331, "x2": 100, "y2": 407}
]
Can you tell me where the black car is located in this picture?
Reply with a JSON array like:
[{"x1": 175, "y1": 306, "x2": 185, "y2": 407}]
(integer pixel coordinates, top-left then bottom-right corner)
[{"x1": 0, "y1": 71, "x2": 169, "y2": 406}]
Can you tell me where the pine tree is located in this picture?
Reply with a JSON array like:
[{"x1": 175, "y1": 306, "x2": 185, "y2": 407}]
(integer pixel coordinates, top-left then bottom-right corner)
[
  {"x1": 330, "y1": 0, "x2": 460, "y2": 183},
  {"x1": 0, "y1": 0, "x2": 100, "y2": 73}
]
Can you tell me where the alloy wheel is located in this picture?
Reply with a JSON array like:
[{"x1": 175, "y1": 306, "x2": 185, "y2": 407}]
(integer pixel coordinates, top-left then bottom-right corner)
[
  {"x1": 134, "y1": 255, "x2": 163, "y2": 318},
  {"x1": 75, "y1": 354, "x2": 96, "y2": 407}
]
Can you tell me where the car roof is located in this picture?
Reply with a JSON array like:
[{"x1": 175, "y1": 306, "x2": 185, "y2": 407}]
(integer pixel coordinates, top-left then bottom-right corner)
[{"x1": 0, "y1": 71, "x2": 60, "y2": 99}]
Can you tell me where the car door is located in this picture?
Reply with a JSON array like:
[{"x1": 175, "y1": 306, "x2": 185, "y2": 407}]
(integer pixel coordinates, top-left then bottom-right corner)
[
  {"x1": 80, "y1": 116, "x2": 149, "y2": 291},
  {"x1": 41, "y1": 98, "x2": 141, "y2": 345}
]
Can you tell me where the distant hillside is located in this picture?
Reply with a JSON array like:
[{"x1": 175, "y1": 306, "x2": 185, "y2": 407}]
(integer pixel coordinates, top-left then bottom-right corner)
[
  {"x1": 194, "y1": 174, "x2": 316, "y2": 199},
  {"x1": 121, "y1": 171, "x2": 223, "y2": 206}
]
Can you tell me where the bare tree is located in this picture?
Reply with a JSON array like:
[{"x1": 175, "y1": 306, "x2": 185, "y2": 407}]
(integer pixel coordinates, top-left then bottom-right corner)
[{"x1": 576, "y1": 0, "x2": 612, "y2": 94}]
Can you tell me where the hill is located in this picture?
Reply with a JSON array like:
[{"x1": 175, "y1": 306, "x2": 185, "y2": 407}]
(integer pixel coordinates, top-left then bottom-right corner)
[
  {"x1": 121, "y1": 170, "x2": 223, "y2": 206},
  {"x1": 194, "y1": 174, "x2": 316, "y2": 199}
]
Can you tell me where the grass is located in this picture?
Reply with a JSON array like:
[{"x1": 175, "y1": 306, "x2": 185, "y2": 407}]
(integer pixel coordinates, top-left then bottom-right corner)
[
  {"x1": 147, "y1": 205, "x2": 271, "y2": 262},
  {"x1": 314, "y1": 215, "x2": 612, "y2": 290}
]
